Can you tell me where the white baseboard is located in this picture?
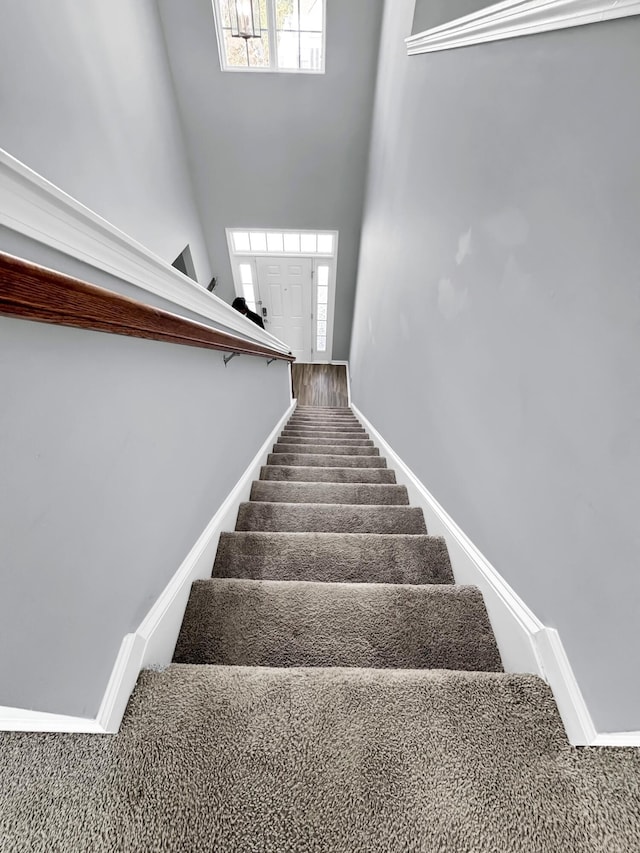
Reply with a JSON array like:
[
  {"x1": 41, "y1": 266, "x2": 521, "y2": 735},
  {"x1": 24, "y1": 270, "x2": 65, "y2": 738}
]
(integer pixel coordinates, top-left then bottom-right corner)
[
  {"x1": 0, "y1": 402, "x2": 295, "y2": 734},
  {"x1": 351, "y1": 405, "x2": 639, "y2": 747}
]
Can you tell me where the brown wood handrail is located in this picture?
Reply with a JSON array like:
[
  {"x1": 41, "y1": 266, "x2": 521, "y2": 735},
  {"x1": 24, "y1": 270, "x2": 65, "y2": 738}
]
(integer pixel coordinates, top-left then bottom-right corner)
[{"x1": 0, "y1": 252, "x2": 294, "y2": 362}]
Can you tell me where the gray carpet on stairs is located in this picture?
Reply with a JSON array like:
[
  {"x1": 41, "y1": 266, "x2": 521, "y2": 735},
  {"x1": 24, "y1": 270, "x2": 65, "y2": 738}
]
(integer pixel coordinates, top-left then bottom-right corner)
[
  {"x1": 274, "y1": 443, "x2": 380, "y2": 455},
  {"x1": 259, "y1": 464, "x2": 397, "y2": 483},
  {"x1": 267, "y1": 451, "x2": 388, "y2": 467},
  {"x1": 286, "y1": 425, "x2": 368, "y2": 433},
  {"x1": 2, "y1": 666, "x2": 639, "y2": 852},
  {"x1": 250, "y1": 480, "x2": 409, "y2": 505},
  {"x1": 213, "y1": 531, "x2": 454, "y2": 583},
  {"x1": 275, "y1": 435, "x2": 374, "y2": 445},
  {"x1": 285, "y1": 425, "x2": 364, "y2": 433},
  {"x1": 235, "y1": 501, "x2": 428, "y2": 533},
  {"x1": 4, "y1": 403, "x2": 639, "y2": 851},
  {"x1": 286, "y1": 419, "x2": 364, "y2": 429},
  {"x1": 173, "y1": 579, "x2": 502, "y2": 670}
]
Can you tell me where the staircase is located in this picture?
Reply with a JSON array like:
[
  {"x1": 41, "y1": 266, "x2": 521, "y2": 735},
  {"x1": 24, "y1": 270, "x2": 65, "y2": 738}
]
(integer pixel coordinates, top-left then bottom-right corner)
[
  {"x1": 4, "y1": 405, "x2": 638, "y2": 851},
  {"x1": 174, "y1": 405, "x2": 503, "y2": 674}
]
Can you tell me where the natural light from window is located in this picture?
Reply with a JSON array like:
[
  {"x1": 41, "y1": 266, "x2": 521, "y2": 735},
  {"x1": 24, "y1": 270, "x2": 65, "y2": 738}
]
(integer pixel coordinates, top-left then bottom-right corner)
[
  {"x1": 213, "y1": 0, "x2": 325, "y2": 73},
  {"x1": 316, "y1": 264, "x2": 329, "y2": 351},
  {"x1": 238, "y1": 262, "x2": 257, "y2": 310},
  {"x1": 227, "y1": 227, "x2": 336, "y2": 357},
  {"x1": 231, "y1": 230, "x2": 334, "y2": 256}
]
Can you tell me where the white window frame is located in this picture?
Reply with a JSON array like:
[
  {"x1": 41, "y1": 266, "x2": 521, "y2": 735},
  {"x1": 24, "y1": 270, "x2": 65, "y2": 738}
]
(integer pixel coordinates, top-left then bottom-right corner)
[
  {"x1": 212, "y1": 0, "x2": 326, "y2": 74},
  {"x1": 312, "y1": 257, "x2": 337, "y2": 362},
  {"x1": 226, "y1": 227, "x2": 338, "y2": 361}
]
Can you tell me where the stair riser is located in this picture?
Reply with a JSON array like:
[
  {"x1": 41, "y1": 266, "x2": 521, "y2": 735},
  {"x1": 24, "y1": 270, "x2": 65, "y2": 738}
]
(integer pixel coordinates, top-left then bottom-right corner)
[
  {"x1": 250, "y1": 482, "x2": 409, "y2": 505},
  {"x1": 288, "y1": 416, "x2": 360, "y2": 423},
  {"x1": 259, "y1": 466, "x2": 396, "y2": 483},
  {"x1": 266, "y1": 454, "x2": 387, "y2": 468},
  {"x1": 277, "y1": 437, "x2": 374, "y2": 446},
  {"x1": 235, "y1": 502, "x2": 427, "y2": 534},
  {"x1": 213, "y1": 532, "x2": 454, "y2": 584},
  {"x1": 286, "y1": 425, "x2": 363, "y2": 433},
  {"x1": 174, "y1": 580, "x2": 502, "y2": 672},
  {"x1": 292, "y1": 410, "x2": 357, "y2": 414},
  {"x1": 274, "y1": 444, "x2": 380, "y2": 456},
  {"x1": 282, "y1": 429, "x2": 369, "y2": 437},
  {"x1": 288, "y1": 417, "x2": 361, "y2": 425},
  {"x1": 286, "y1": 426, "x2": 367, "y2": 434}
]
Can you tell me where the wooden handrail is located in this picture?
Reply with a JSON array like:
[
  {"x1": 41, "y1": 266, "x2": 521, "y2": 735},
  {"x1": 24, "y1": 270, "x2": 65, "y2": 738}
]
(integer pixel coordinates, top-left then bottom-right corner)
[{"x1": 0, "y1": 252, "x2": 294, "y2": 362}]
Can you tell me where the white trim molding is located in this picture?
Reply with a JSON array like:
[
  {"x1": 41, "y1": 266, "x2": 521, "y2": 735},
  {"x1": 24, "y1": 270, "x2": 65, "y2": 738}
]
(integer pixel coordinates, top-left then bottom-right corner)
[
  {"x1": 0, "y1": 402, "x2": 296, "y2": 733},
  {"x1": 406, "y1": 0, "x2": 640, "y2": 55},
  {"x1": 0, "y1": 148, "x2": 289, "y2": 354},
  {"x1": 351, "y1": 404, "x2": 640, "y2": 747}
]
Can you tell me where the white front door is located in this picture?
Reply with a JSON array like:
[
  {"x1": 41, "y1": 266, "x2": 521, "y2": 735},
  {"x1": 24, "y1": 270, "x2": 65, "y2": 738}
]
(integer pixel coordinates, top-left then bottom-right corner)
[{"x1": 256, "y1": 257, "x2": 313, "y2": 361}]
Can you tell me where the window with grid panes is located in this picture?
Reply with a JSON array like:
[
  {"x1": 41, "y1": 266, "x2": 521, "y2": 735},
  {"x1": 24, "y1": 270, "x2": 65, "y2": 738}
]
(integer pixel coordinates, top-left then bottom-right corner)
[{"x1": 214, "y1": 0, "x2": 325, "y2": 73}]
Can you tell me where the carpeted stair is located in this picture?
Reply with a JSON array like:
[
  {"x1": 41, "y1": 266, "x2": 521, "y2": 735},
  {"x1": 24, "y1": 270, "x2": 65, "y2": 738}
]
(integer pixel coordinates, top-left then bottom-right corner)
[
  {"x1": 177, "y1": 404, "x2": 500, "y2": 673},
  {"x1": 2, "y1": 404, "x2": 639, "y2": 852},
  {"x1": 249, "y1": 480, "x2": 407, "y2": 503},
  {"x1": 173, "y1": 579, "x2": 502, "y2": 670}
]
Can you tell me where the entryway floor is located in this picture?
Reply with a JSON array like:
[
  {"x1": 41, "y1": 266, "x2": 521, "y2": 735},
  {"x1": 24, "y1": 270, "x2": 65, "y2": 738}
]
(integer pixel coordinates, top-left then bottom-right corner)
[{"x1": 292, "y1": 363, "x2": 349, "y2": 408}]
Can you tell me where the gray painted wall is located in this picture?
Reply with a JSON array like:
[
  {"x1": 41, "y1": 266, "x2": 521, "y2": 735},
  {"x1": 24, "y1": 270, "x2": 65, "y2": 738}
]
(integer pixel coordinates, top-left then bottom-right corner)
[
  {"x1": 0, "y1": 314, "x2": 290, "y2": 716},
  {"x1": 350, "y1": 0, "x2": 640, "y2": 732},
  {"x1": 156, "y1": 0, "x2": 384, "y2": 359},
  {"x1": 0, "y1": 0, "x2": 211, "y2": 284},
  {"x1": 412, "y1": 0, "x2": 491, "y2": 33}
]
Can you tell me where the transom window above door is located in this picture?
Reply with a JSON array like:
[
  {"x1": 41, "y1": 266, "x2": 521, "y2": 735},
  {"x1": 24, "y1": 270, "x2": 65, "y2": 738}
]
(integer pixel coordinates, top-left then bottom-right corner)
[
  {"x1": 227, "y1": 226, "x2": 338, "y2": 360},
  {"x1": 230, "y1": 229, "x2": 335, "y2": 255},
  {"x1": 212, "y1": 0, "x2": 325, "y2": 73}
]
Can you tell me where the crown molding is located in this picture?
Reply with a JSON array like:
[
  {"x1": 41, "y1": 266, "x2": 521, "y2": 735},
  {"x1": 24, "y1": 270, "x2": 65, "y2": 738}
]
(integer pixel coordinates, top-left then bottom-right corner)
[{"x1": 406, "y1": 0, "x2": 640, "y2": 54}]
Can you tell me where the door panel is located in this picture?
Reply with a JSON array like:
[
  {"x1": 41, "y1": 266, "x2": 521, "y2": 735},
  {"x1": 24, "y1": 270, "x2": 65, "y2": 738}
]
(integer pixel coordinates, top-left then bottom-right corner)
[
  {"x1": 269, "y1": 284, "x2": 284, "y2": 317},
  {"x1": 290, "y1": 285, "x2": 303, "y2": 316},
  {"x1": 256, "y1": 257, "x2": 312, "y2": 361}
]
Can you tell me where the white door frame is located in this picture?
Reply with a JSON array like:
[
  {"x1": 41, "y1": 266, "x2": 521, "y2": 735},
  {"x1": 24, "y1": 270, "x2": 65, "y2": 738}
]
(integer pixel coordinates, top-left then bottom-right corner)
[{"x1": 226, "y1": 228, "x2": 338, "y2": 362}]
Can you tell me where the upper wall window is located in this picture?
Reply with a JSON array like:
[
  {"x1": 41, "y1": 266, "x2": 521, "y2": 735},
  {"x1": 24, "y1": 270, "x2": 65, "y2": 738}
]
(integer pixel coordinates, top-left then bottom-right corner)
[
  {"x1": 212, "y1": 0, "x2": 325, "y2": 73},
  {"x1": 229, "y1": 229, "x2": 335, "y2": 255}
]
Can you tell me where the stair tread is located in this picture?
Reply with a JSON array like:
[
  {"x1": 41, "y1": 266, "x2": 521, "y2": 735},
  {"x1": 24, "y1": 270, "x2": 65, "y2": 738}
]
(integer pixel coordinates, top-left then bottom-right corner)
[
  {"x1": 282, "y1": 429, "x2": 369, "y2": 436},
  {"x1": 236, "y1": 501, "x2": 427, "y2": 533},
  {"x1": 13, "y1": 664, "x2": 630, "y2": 853},
  {"x1": 267, "y1": 453, "x2": 388, "y2": 468},
  {"x1": 214, "y1": 531, "x2": 454, "y2": 584},
  {"x1": 288, "y1": 416, "x2": 362, "y2": 422},
  {"x1": 277, "y1": 436, "x2": 374, "y2": 445},
  {"x1": 250, "y1": 481, "x2": 409, "y2": 505},
  {"x1": 174, "y1": 579, "x2": 503, "y2": 672},
  {"x1": 274, "y1": 443, "x2": 380, "y2": 456},
  {"x1": 259, "y1": 465, "x2": 396, "y2": 483},
  {"x1": 284, "y1": 427, "x2": 366, "y2": 432}
]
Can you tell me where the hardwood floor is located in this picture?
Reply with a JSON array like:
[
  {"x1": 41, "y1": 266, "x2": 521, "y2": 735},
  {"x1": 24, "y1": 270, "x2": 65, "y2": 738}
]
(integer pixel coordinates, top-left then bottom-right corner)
[{"x1": 292, "y1": 363, "x2": 349, "y2": 408}]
